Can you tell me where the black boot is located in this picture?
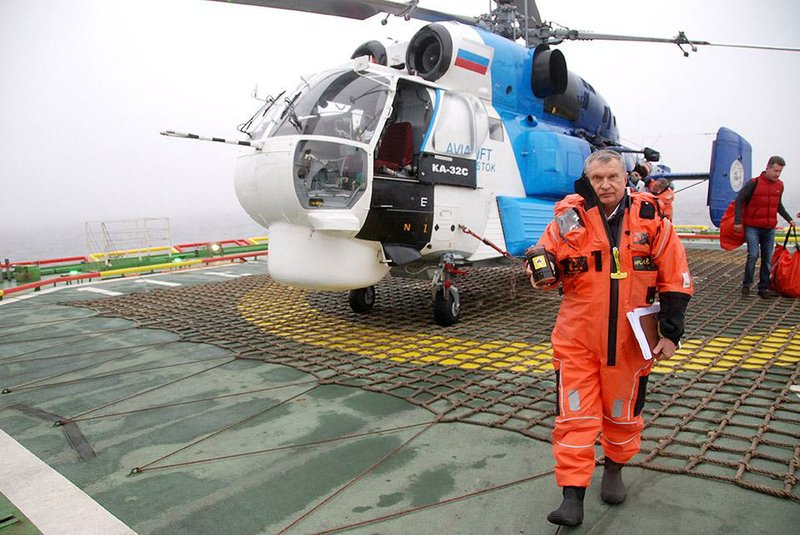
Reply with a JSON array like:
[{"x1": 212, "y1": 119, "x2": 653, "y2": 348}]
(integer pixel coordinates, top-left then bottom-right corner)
[
  {"x1": 601, "y1": 457, "x2": 626, "y2": 504},
  {"x1": 547, "y1": 486, "x2": 585, "y2": 526}
]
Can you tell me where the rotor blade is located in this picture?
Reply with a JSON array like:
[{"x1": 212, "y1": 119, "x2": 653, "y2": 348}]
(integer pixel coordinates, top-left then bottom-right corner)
[
  {"x1": 703, "y1": 42, "x2": 800, "y2": 53},
  {"x1": 409, "y1": 7, "x2": 476, "y2": 26},
  {"x1": 515, "y1": 0, "x2": 541, "y2": 26},
  {"x1": 208, "y1": 0, "x2": 477, "y2": 25},
  {"x1": 209, "y1": 0, "x2": 381, "y2": 20},
  {"x1": 547, "y1": 29, "x2": 709, "y2": 45},
  {"x1": 546, "y1": 28, "x2": 800, "y2": 53}
]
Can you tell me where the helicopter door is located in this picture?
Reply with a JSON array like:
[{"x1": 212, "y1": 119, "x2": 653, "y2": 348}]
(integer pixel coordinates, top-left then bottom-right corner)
[
  {"x1": 355, "y1": 82, "x2": 436, "y2": 264},
  {"x1": 419, "y1": 91, "x2": 486, "y2": 188},
  {"x1": 421, "y1": 91, "x2": 489, "y2": 253}
]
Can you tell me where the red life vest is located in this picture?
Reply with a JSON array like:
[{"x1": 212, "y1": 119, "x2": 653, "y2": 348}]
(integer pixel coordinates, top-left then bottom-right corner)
[{"x1": 743, "y1": 173, "x2": 784, "y2": 228}]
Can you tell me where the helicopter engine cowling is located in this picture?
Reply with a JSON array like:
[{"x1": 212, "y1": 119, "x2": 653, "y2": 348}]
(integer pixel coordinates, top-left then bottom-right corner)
[
  {"x1": 352, "y1": 40, "x2": 388, "y2": 65},
  {"x1": 542, "y1": 71, "x2": 620, "y2": 145},
  {"x1": 406, "y1": 24, "x2": 452, "y2": 81},
  {"x1": 405, "y1": 23, "x2": 493, "y2": 99},
  {"x1": 531, "y1": 45, "x2": 568, "y2": 98},
  {"x1": 351, "y1": 39, "x2": 407, "y2": 69}
]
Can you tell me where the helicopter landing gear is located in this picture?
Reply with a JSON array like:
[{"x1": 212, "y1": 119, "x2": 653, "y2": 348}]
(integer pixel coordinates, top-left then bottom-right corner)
[
  {"x1": 349, "y1": 286, "x2": 376, "y2": 313},
  {"x1": 434, "y1": 286, "x2": 460, "y2": 326},
  {"x1": 431, "y1": 253, "x2": 468, "y2": 326}
]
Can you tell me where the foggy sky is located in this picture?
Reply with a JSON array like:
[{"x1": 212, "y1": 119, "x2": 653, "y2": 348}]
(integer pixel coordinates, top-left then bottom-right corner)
[{"x1": 1, "y1": 0, "x2": 798, "y2": 241}]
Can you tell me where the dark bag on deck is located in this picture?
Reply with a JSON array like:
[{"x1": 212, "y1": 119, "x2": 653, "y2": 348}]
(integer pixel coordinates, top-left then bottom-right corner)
[
  {"x1": 719, "y1": 201, "x2": 745, "y2": 251},
  {"x1": 770, "y1": 227, "x2": 800, "y2": 297}
]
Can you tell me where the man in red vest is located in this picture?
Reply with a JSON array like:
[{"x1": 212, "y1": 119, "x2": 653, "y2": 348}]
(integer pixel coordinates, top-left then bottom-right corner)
[{"x1": 734, "y1": 156, "x2": 795, "y2": 298}]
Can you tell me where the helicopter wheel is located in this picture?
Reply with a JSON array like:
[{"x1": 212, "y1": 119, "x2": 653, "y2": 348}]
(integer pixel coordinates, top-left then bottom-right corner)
[
  {"x1": 349, "y1": 286, "x2": 376, "y2": 313},
  {"x1": 433, "y1": 287, "x2": 460, "y2": 326}
]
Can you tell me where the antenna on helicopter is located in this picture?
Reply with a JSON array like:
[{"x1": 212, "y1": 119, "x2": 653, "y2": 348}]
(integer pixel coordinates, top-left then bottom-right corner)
[{"x1": 160, "y1": 130, "x2": 263, "y2": 149}]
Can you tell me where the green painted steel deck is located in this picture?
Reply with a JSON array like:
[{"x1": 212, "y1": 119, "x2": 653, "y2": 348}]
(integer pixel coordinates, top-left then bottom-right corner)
[
  {"x1": 0, "y1": 492, "x2": 40, "y2": 535},
  {"x1": 0, "y1": 252, "x2": 797, "y2": 534}
]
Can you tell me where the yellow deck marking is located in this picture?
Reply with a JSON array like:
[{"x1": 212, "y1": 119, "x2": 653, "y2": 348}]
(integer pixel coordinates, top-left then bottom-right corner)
[{"x1": 238, "y1": 282, "x2": 800, "y2": 375}]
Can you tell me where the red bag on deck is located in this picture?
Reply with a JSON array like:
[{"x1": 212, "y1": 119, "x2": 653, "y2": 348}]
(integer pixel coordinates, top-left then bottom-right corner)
[
  {"x1": 719, "y1": 201, "x2": 745, "y2": 251},
  {"x1": 770, "y1": 228, "x2": 800, "y2": 297}
]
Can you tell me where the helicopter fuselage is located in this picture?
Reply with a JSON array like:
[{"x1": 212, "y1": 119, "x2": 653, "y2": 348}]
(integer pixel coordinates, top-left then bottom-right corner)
[{"x1": 235, "y1": 22, "x2": 623, "y2": 291}]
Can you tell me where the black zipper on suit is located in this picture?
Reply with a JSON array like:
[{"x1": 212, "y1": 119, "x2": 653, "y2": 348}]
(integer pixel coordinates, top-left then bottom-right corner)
[{"x1": 601, "y1": 194, "x2": 628, "y2": 366}]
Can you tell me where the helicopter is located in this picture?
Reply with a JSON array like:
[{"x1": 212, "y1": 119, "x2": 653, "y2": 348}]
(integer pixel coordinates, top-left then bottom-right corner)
[{"x1": 162, "y1": 0, "x2": 800, "y2": 326}]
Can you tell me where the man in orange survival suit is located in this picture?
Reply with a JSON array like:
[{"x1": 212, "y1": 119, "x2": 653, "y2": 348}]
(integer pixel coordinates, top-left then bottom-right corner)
[
  {"x1": 647, "y1": 177, "x2": 674, "y2": 221},
  {"x1": 526, "y1": 150, "x2": 693, "y2": 526}
]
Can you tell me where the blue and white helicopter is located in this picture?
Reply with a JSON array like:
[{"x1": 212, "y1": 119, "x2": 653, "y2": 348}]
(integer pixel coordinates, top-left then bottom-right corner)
[{"x1": 164, "y1": 0, "x2": 797, "y2": 325}]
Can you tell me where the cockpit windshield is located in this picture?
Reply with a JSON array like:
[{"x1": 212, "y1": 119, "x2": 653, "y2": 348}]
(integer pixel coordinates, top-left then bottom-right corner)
[
  {"x1": 271, "y1": 70, "x2": 390, "y2": 143},
  {"x1": 238, "y1": 91, "x2": 286, "y2": 140}
]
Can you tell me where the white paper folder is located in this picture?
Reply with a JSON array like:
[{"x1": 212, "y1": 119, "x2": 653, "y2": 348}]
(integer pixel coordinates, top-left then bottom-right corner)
[{"x1": 626, "y1": 302, "x2": 661, "y2": 360}]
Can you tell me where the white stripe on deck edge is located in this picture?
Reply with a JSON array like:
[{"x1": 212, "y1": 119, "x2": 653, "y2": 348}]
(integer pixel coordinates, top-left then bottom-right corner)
[
  {"x1": 0, "y1": 287, "x2": 60, "y2": 306},
  {"x1": 0, "y1": 429, "x2": 137, "y2": 534},
  {"x1": 203, "y1": 272, "x2": 239, "y2": 278},
  {"x1": 0, "y1": 262, "x2": 255, "y2": 306},
  {"x1": 134, "y1": 279, "x2": 182, "y2": 287},
  {"x1": 77, "y1": 287, "x2": 123, "y2": 296}
]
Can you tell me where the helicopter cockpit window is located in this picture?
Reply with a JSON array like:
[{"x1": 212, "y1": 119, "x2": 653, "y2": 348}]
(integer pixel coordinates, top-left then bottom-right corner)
[
  {"x1": 293, "y1": 140, "x2": 368, "y2": 209},
  {"x1": 488, "y1": 117, "x2": 504, "y2": 141},
  {"x1": 272, "y1": 69, "x2": 390, "y2": 144},
  {"x1": 239, "y1": 90, "x2": 286, "y2": 140}
]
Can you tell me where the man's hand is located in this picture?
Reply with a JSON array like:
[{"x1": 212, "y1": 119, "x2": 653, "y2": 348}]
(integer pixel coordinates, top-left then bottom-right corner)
[
  {"x1": 525, "y1": 263, "x2": 537, "y2": 288},
  {"x1": 652, "y1": 338, "x2": 677, "y2": 360},
  {"x1": 733, "y1": 223, "x2": 744, "y2": 233},
  {"x1": 525, "y1": 263, "x2": 558, "y2": 290},
  {"x1": 525, "y1": 263, "x2": 546, "y2": 289}
]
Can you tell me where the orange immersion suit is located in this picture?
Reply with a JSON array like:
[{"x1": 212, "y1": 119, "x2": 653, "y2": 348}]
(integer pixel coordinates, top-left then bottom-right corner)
[
  {"x1": 654, "y1": 188, "x2": 675, "y2": 221},
  {"x1": 536, "y1": 181, "x2": 693, "y2": 488}
]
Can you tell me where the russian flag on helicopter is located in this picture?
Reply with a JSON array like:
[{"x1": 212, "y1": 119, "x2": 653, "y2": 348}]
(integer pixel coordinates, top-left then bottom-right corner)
[{"x1": 454, "y1": 48, "x2": 490, "y2": 74}]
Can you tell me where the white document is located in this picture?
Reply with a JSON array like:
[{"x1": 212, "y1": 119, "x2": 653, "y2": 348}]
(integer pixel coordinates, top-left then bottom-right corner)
[{"x1": 626, "y1": 302, "x2": 661, "y2": 360}]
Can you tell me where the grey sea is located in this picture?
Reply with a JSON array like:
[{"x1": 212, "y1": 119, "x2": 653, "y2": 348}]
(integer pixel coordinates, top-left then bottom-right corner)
[
  {"x1": 0, "y1": 195, "x2": 712, "y2": 263},
  {"x1": 0, "y1": 210, "x2": 267, "y2": 264}
]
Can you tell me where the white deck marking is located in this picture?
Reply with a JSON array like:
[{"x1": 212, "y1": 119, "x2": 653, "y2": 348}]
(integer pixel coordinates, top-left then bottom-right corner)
[
  {"x1": 0, "y1": 429, "x2": 137, "y2": 534},
  {"x1": 77, "y1": 287, "x2": 123, "y2": 296},
  {"x1": 0, "y1": 260, "x2": 261, "y2": 306},
  {"x1": 203, "y1": 272, "x2": 239, "y2": 278},
  {"x1": 135, "y1": 279, "x2": 182, "y2": 287},
  {"x1": 0, "y1": 287, "x2": 60, "y2": 306}
]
